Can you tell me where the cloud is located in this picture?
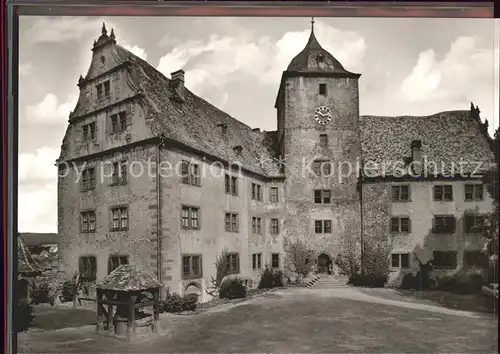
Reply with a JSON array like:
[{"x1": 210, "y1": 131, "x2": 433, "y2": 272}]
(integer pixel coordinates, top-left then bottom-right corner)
[
  {"x1": 156, "y1": 20, "x2": 366, "y2": 106},
  {"x1": 122, "y1": 44, "x2": 148, "y2": 60},
  {"x1": 19, "y1": 147, "x2": 59, "y2": 183},
  {"x1": 18, "y1": 182, "x2": 57, "y2": 233},
  {"x1": 19, "y1": 63, "x2": 33, "y2": 76},
  {"x1": 26, "y1": 17, "x2": 108, "y2": 44},
  {"x1": 25, "y1": 93, "x2": 77, "y2": 125},
  {"x1": 400, "y1": 36, "x2": 499, "y2": 129}
]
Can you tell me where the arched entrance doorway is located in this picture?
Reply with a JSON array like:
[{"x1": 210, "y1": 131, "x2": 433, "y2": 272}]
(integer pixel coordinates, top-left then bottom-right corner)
[{"x1": 317, "y1": 253, "x2": 332, "y2": 274}]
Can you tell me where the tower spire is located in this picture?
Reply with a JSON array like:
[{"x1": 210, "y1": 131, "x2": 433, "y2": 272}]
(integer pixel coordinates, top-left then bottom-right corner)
[
  {"x1": 101, "y1": 22, "x2": 107, "y2": 36},
  {"x1": 311, "y1": 17, "x2": 315, "y2": 33}
]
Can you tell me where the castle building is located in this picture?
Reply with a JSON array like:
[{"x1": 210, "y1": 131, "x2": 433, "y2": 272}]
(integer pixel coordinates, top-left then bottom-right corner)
[{"x1": 58, "y1": 23, "x2": 496, "y2": 299}]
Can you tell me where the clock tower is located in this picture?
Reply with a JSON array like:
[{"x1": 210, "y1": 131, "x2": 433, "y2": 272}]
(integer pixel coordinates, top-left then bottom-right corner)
[{"x1": 275, "y1": 19, "x2": 362, "y2": 273}]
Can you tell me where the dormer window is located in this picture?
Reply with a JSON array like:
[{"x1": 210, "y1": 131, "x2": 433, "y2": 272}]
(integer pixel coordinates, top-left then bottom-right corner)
[
  {"x1": 233, "y1": 145, "x2": 243, "y2": 156},
  {"x1": 217, "y1": 123, "x2": 227, "y2": 135},
  {"x1": 317, "y1": 54, "x2": 324, "y2": 63}
]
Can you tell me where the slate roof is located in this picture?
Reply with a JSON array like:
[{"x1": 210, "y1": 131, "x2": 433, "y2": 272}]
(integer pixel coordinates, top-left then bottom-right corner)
[
  {"x1": 97, "y1": 264, "x2": 163, "y2": 291},
  {"x1": 109, "y1": 44, "x2": 282, "y2": 178},
  {"x1": 360, "y1": 110, "x2": 495, "y2": 178},
  {"x1": 286, "y1": 29, "x2": 358, "y2": 76},
  {"x1": 19, "y1": 233, "x2": 58, "y2": 246},
  {"x1": 18, "y1": 236, "x2": 43, "y2": 275}
]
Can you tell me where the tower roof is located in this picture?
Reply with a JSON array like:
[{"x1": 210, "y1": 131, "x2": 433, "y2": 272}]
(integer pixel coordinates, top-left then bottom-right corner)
[{"x1": 286, "y1": 19, "x2": 354, "y2": 75}]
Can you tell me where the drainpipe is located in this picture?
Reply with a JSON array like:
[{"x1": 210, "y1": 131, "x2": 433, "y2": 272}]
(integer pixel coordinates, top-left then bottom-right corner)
[
  {"x1": 156, "y1": 136, "x2": 164, "y2": 292},
  {"x1": 359, "y1": 159, "x2": 365, "y2": 276}
]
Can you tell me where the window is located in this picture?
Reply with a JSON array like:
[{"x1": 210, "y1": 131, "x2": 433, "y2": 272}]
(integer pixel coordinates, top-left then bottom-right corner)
[
  {"x1": 390, "y1": 217, "x2": 410, "y2": 233},
  {"x1": 226, "y1": 253, "x2": 240, "y2": 274},
  {"x1": 225, "y1": 213, "x2": 239, "y2": 232},
  {"x1": 110, "y1": 111, "x2": 127, "y2": 134},
  {"x1": 252, "y1": 253, "x2": 262, "y2": 270},
  {"x1": 225, "y1": 174, "x2": 238, "y2": 195},
  {"x1": 181, "y1": 206, "x2": 200, "y2": 230},
  {"x1": 108, "y1": 255, "x2": 128, "y2": 274},
  {"x1": 433, "y1": 216, "x2": 456, "y2": 234},
  {"x1": 433, "y1": 185, "x2": 453, "y2": 201},
  {"x1": 251, "y1": 183, "x2": 262, "y2": 201},
  {"x1": 464, "y1": 251, "x2": 488, "y2": 268},
  {"x1": 314, "y1": 190, "x2": 331, "y2": 204},
  {"x1": 82, "y1": 122, "x2": 96, "y2": 141},
  {"x1": 319, "y1": 83, "x2": 327, "y2": 95},
  {"x1": 181, "y1": 161, "x2": 201, "y2": 186},
  {"x1": 464, "y1": 214, "x2": 485, "y2": 234},
  {"x1": 433, "y1": 251, "x2": 457, "y2": 269},
  {"x1": 319, "y1": 134, "x2": 328, "y2": 147},
  {"x1": 111, "y1": 161, "x2": 127, "y2": 185},
  {"x1": 80, "y1": 210, "x2": 96, "y2": 233},
  {"x1": 271, "y1": 253, "x2": 280, "y2": 268},
  {"x1": 182, "y1": 255, "x2": 202, "y2": 279},
  {"x1": 391, "y1": 253, "x2": 410, "y2": 269},
  {"x1": 81, "y1": 168, "x2": 96, "y2": 191},
  {"x1": 391, "y1": 185, "x2": 410, "y2": 202},
  {"x1": 315, "y1": 220, "x2": 332, "y2": 234},
  {"x1": 103, "y1": 80, "x2": 110, "y2": 97},
  {"x1": 312, "y1": 160, "x2": 331, "y2": 176},
  {"x1": 252, "y1": 217, "x2": 262, "y2": 234},
  {"x1": 270, "y1": 219, "x2": 279, "y2": 235},
  {"x1": 79, "y1": 256, "x2": 97, "y2": 296},
  {"x1": 317, "y1": 54, "x2": 324, "y2": 63},
  {"x1": 465, "y1": 184, "x2": 483, "y2": 201},
  {"x1": 270, "y1": 187, "x2": 278, "y2": 202},
  {"x1": 96, "y1": 84, "x2": 103, "y2": 99},
  {"x1": 111, "y1": 206, "x2": 128, "y2": 231},
  {"x1": 96, "y1": 80, "x2": 110, "y2": 99}
]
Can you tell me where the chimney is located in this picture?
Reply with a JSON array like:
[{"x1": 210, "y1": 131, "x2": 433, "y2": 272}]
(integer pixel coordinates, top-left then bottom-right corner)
[
  {"x1": 411, "y1": 140, "x2": 422, "y2": 175},
  {"x1": 252, "y1": 128, "x2": 260, "y2": 132},
  {"x1": 170, "y1": 70, "x2": 185, "y2": 101}
]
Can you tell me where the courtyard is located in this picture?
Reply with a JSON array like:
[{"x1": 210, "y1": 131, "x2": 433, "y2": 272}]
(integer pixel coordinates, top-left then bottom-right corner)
[{"x1": 18, "y1": 287, "x2": 497, "y2": 353}]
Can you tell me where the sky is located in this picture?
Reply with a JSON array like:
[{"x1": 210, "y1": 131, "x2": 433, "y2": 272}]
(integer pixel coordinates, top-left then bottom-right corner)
[{"x1": 18, "y1": 16, "x2": 500, "y2": 233}]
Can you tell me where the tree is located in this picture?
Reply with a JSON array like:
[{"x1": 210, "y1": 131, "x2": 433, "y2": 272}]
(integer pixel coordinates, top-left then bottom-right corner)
[
  {"x1": 481, "y1": 126, "x2": 499, "y2": 282},
  {"x1": 285, "y1": 238, "x2": 316, "y2": 284},
  {"x1": 205, "y1": 247, "x2": 229, "y2": 298}
]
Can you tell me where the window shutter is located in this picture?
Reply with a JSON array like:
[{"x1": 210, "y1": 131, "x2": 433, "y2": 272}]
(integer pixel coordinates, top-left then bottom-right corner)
[
  {"x1": 236, "y1": 254, "x2": 240, "y2": 273},
  {"x1": 94, "y1": 121, "x2": 98, "y2": 138},
  {"x1": 408, "y1": 219, "x2": 412, "y2": 233},
  {"x1": 126, "y1": 104, "x2": 133, "y2": 126},
  {"x1": 451, "y1": 217, "x2": 456, "y2": 233},
  {"x1": 198, "y1": 256, "x2": 203, "y2": 277},
  {"x1": 431, "y1": 218, "x2": 436, "y2": 233}
]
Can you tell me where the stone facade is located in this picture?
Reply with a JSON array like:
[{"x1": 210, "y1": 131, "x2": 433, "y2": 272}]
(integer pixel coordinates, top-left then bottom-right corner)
[{"x1": 58, "y1": 24, "x2": 496, "y2": 299}]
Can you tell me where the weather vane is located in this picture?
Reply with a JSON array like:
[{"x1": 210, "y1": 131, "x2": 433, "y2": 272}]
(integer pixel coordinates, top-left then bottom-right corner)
[{"x1": 311, "y1": 17, "x2": 315, "y2": 32}]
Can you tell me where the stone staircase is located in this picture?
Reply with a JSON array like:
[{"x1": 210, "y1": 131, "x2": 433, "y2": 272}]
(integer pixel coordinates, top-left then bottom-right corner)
[{"x1": 308, "y1": 275, "x2": 348, "y2": 289}]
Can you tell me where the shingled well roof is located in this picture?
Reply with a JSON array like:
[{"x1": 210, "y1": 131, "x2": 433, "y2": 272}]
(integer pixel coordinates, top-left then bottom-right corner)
[
  {"x1": 360, "y1": 110, "x2": 495, "y2": 178},
  {"x1": 97, "y1": 264, "x2": 163, "y2": 291}
]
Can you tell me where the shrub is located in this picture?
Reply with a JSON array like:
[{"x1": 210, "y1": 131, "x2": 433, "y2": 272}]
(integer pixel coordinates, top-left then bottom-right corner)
[
  {"x1": 258, "y1": 267, "x2": 284, "y2": 289},
  {"x1": 61, "y1": 280, "x2": 78, "y2": 298},
  {"x1": 16, "y1": 301, "x2": 34, "y2": 332},
  {"x1": 435, "y1": 269, "x2": 486, "y2": 294},
  {"x1": 162, "y1": 293, "x2": 184, "y2": 313},
  {"x1": 219, "y1": 277, "x2": 247, "y2": 300},
  {"x1": 182, "y1": 293, "x2": 199, "y2": 311},
  {"x1": 161, "y1": 292, "x2": 199, "y2": 313},
  {"x1": 348, "y1": 273, "x2": 387, "y2": 288},
  {"x1": 31, "y1": 281, "x2": 53, "y2": 305}
]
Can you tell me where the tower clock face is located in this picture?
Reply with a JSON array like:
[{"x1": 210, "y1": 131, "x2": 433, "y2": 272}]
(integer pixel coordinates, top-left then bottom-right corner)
[{"x1": 314, "y1": 106, "x2": 332, "y2": 125}]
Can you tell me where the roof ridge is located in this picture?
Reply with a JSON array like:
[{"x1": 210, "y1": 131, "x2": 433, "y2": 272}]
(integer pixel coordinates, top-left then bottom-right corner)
[{"x1": 360, "y1": 110, "x2": 469, "y2": 119}]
